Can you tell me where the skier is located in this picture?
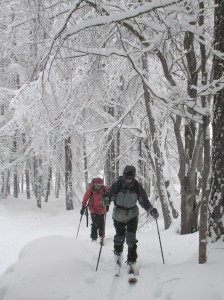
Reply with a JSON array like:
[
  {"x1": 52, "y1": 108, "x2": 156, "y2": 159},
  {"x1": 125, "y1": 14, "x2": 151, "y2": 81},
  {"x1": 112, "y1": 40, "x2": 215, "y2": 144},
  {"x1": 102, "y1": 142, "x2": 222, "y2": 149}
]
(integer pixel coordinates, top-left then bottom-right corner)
[
  {"x1": 80, "y1": 178, "x2": 109, "y2": 244},
  {"x1": 101, "y1": 165, "x2": 159, "y2": 273}
]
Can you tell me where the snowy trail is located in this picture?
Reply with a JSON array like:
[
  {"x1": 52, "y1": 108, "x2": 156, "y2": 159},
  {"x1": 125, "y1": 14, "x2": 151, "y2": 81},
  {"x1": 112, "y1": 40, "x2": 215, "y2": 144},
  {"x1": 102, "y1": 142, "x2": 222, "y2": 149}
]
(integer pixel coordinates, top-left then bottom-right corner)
[
  {"x1": 108, "y1": 276, "x2": 128, "y2": 300},
  {"x1": 1, "y1": 196, "x2": 224, "y2": 300},
  {"x1": 0, "y1": 197, "x2": 182, "y2": 300}
]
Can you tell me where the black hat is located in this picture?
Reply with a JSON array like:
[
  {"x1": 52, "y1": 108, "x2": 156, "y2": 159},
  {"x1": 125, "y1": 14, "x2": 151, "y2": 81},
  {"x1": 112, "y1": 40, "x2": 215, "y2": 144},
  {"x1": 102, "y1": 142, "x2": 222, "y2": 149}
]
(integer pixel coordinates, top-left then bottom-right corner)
[{"x1": 123, "y1": 165, "x2": 136, "y2": 178}]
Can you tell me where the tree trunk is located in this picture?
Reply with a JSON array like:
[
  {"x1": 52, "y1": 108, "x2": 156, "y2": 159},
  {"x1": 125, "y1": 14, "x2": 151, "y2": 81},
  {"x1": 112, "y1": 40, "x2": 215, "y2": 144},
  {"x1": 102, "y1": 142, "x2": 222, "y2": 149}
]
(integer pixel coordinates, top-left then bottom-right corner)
[
  {"x1": 157, "y1": 44, "x2": 201, "y2": 233},
  {"x1": 1, "y1": 171, "x2": 10, "y2": 198},
  {"x1": 33, "y1": 157, "x2": 38, "y2": 199},
  {"x1": 107, "y1": 105, "x2": 116, "y2": 184},
  {"x1": 7, "y1": 170, "x2": 10, "y2": 196},
  {"x1": 83, "y1": 136, "x2": 89, "y2": 189},
  {"x1": 143, "y1": 86, "x2": 172, "y2": 229},
  {"x1": 199, "y1": 114, "x2": 211, "y2": 262},
  {"x1": 180, "y1": 129, "x2": 203, "y2": 234},
  {"x1": 104, "y1": 156, "x2": 110, "y2": 186},
  {"x1": 161, "y1": 121, "x2": 178, "y2": 219},
  {"x1": 65, "y1": 136, "x2": 73, "y2": 210},
  {"x1": 1, "y1": 172, "x2": 4, "y2": 197},
  {"x1": 115, "y1": 128, "x2": 120, "y2": 178},
  {"x1": 36, "y1": 157, "x2": 42, "y2": 209},
  {"x1": 208, "y1": 0, "x2": 224, "y2": 241},
  {"x1": 138, "y1": 139, "x2": 144, "y2": 186},
  {"x1": 55, "y1": 170, "x2": 61, "y2": 198},
  {"x1": 45, "y1": 166, "x2": 52, "y2": 202},
  {"x1": 198, "y1": 0, "x2": 211, "y2": 263},
  {"x1": 180, "y1": 21, "x2": 202, "y2": 234},
  {"x1": 25, "y1": 163, "x2": 31, "y2": 199},
  {"x1": 144, "y1": 88, "x2": 172, "y2": 229},
  {"x1": 142, "y1": 54, "x2": 172, "y2": 229},
  {"x1": 12, "y1": 134, "x2": 18, "y2": 198},
  {"x1": 21, "y1": 174, "x2": 24, "y2": 194}
]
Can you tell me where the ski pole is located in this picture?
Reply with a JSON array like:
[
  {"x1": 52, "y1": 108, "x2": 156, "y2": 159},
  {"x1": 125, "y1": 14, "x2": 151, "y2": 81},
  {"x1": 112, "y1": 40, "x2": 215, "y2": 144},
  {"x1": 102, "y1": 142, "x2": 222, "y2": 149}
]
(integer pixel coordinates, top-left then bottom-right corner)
[
  {"x1": 76, "y1": 214, "x2": 83, "y2": 239},
  {"x1": 76, "y1": 202, "x2": 89, "y2": 239},
  {"x1": 86, "y1": 206, "x2": 89, "y2": 227},
  {"x1": 155, "y1": 218, "x2": 165, "y2": 264},
  {"x1": 96, "y1": 213, "x2": 107, "y2": 271}
]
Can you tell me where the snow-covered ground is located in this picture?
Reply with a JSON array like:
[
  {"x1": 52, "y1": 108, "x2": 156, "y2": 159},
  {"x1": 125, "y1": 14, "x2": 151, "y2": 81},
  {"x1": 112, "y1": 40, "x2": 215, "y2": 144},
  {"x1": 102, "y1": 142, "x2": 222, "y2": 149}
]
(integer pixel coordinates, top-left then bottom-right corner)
[{"x1": 0, "y1": 195, "x2": 223, "y2": 300}]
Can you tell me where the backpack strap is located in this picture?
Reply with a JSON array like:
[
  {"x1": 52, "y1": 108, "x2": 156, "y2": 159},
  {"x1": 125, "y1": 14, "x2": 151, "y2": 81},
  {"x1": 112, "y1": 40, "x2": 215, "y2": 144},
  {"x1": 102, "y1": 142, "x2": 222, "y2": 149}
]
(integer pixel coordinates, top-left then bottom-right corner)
[
  {"x1": 114, "y1": 177, "x2": 139, "y2": 196},
  {"x1": 114, "y1": 178, "x2": 123, "y2": 200}
]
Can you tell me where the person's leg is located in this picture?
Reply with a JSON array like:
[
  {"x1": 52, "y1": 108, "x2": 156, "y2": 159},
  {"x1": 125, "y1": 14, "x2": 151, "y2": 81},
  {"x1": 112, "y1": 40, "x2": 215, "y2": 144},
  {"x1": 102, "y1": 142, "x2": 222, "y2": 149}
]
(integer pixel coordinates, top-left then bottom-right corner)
[
  {"x1": 90, "y1": 214, "x2": 98, "y2": 240},
  {"x1": 98, "y1": 214, "x2": 105, "y2": 238},
  {"x1": 113, "y1": 219, "x2": 126, "y2": 255},
  {"x1": 126, "y1": 217, "x2": 138, "y2": 263}
]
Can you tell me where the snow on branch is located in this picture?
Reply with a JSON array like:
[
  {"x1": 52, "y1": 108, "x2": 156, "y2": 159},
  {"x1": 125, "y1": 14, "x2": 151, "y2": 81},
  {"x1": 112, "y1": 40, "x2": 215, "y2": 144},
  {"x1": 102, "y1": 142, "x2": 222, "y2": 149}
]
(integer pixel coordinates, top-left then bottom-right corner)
[
  {"x1": 62, "y1": 0, "x2": 184, "y2": 39},
  {"x1": 62, "y1": 46, "x2": 127, "y2": 58},
  {"x1": 54, "y1": 0, "x2": 83, "y2": 41}
]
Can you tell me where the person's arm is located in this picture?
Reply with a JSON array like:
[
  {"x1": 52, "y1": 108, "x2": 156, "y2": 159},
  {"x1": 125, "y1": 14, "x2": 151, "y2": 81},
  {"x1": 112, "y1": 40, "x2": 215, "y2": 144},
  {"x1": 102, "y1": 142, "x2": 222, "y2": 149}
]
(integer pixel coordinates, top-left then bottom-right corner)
[
  {"x1": 101, "y1": 181, "x2": 118, "y2": 206},
  {"x1": 82, "y1": 184, "x2": 93, "y2": 208},
  {"x1": 137, "y1": 183, "x2": 159, "y2": 219},
  {"x1": 137, "y1": 183, "x2": 153, "y2": 211}
]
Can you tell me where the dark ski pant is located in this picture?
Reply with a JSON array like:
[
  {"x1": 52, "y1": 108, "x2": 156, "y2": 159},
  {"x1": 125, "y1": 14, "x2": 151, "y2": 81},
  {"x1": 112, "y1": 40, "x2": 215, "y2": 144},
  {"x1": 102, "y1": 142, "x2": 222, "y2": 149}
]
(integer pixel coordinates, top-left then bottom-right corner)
[
  {"x1": 91, "y1": 213, "x2": 105, "y2": 240},
  {"x1": 113, "y1": 216, "x2": 138, "y2": 263}
]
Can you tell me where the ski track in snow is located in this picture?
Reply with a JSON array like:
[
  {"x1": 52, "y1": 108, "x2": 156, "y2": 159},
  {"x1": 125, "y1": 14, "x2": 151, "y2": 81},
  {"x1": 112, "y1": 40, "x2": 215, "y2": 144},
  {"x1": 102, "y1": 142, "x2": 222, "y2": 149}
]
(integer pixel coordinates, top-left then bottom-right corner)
[{"x1": 108, "y1": 269, "x2": 136, "y2": 300}]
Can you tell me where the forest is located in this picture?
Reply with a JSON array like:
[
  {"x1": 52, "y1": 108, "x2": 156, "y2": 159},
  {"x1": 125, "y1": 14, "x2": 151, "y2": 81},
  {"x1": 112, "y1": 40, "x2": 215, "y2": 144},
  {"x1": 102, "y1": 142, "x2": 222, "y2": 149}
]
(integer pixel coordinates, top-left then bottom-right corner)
[{"x1": 0, "y1": 0, "x2": 224, "y2": 264}]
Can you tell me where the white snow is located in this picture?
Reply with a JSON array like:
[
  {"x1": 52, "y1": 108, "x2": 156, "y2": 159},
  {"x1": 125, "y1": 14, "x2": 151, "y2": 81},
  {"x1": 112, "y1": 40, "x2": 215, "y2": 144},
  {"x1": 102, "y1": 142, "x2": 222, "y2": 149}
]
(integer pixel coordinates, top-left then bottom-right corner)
[{"x1": 0, "y1": 195, "x2": 224, "y2": 300}]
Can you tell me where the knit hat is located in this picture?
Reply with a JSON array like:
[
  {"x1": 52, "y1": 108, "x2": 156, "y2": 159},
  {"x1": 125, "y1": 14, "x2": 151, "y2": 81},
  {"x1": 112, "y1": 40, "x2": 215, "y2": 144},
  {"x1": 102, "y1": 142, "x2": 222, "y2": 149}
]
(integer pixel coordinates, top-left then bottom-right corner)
[
  {"x1": 92, "y1": 178, "x2": 104, "y2": 184},
  {"x1": 123, "y1": 166, "x2": 136, "y2": 178}
]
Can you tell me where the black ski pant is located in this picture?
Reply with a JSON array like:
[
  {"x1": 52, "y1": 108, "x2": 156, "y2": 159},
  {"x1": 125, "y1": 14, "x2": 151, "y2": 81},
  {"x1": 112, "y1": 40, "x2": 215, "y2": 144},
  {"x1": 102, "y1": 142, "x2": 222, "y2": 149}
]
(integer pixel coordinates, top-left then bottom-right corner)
[
  {"x1": 113, "y1": 216, "x2": 138, "y2": 263},
  {"x1": 90, "y1": 213, "x2": 105, "y2": 240}
]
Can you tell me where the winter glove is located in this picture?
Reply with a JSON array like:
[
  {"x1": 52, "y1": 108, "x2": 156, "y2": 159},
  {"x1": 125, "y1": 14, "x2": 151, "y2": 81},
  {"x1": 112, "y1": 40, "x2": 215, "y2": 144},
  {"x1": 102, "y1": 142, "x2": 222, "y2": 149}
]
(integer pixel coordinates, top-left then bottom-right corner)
[
  {"x1": 80, "y1": 207, "x2": 85, "y2": 215},
  {"x1": 147, "y1": 207, "x2": 159, "y2": 219},
  {"x1": 101, "y1": 197, "x2": 111, "y2": 207}
]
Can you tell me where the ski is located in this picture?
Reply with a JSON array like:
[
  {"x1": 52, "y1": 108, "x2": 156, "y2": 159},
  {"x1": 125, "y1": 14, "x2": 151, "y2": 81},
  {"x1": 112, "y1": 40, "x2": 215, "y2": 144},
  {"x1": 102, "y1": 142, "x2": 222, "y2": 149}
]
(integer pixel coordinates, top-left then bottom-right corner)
[
  {"x1": 129, "y1": 277, "x2": 137, "y2": 283},
  {"x1": 128, "y1": 274, "x2": 137, "y2": 283}
]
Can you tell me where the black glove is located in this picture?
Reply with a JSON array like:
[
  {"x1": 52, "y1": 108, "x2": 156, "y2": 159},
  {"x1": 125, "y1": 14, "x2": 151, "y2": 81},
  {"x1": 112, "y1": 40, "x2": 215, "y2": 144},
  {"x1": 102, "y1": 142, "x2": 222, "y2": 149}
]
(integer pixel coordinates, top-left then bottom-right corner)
[
  {"x1": 148, "y1": 208, "x2": 159, "y2": 219},
  {"x1": 80, "y1": 207, "x2": 85, "y2": 215}
]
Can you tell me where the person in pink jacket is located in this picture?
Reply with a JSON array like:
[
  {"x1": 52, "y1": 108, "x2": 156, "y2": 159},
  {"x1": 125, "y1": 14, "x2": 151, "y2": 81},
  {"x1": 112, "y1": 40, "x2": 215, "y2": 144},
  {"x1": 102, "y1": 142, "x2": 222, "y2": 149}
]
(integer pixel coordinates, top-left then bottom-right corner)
[{"x1": 81, "y1": 178, "x2": 109, "y2": 243}]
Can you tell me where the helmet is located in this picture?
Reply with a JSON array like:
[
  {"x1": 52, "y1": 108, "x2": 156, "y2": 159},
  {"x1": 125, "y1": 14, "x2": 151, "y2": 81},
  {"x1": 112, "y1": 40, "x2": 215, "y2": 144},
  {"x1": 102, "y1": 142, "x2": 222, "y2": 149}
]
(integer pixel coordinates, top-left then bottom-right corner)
[{"x1": 123, "y1": 166, "x2": 136, "y2": 178}]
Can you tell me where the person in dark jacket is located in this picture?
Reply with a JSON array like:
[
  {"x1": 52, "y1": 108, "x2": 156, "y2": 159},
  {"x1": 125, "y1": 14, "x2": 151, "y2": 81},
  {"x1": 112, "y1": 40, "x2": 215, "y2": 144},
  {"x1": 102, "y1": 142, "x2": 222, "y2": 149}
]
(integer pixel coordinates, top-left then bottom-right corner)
[
  {"x1": 102, "y1": 166, "x2": 158, "y2": 267},
  {"x1": 81, "y1": 178, "x2": 109, "y2": 243}
]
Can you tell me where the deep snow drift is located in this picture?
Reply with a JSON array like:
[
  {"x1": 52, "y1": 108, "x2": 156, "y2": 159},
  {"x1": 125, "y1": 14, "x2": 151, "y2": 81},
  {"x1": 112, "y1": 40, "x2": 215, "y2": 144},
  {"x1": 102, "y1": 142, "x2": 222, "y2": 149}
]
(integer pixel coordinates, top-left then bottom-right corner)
[{"x1": 0, "y1": 196, "x2": 223, "y2": 300}]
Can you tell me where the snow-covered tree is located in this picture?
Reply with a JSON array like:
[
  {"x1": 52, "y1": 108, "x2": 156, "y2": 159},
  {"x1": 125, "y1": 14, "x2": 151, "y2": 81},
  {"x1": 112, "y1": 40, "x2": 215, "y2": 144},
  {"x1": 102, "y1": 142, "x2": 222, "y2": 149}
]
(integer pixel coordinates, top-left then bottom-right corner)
[{"x1": 0, "y1": 0, "x2": 215, "y2": 236}]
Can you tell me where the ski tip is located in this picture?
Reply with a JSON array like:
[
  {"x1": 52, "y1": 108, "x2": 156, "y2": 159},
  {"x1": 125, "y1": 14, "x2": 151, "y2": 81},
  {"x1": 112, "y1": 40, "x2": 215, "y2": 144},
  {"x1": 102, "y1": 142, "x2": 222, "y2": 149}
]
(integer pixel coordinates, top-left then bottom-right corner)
[{"x1": 128, "y1": 277, "x2": 137, "y2": 284}]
